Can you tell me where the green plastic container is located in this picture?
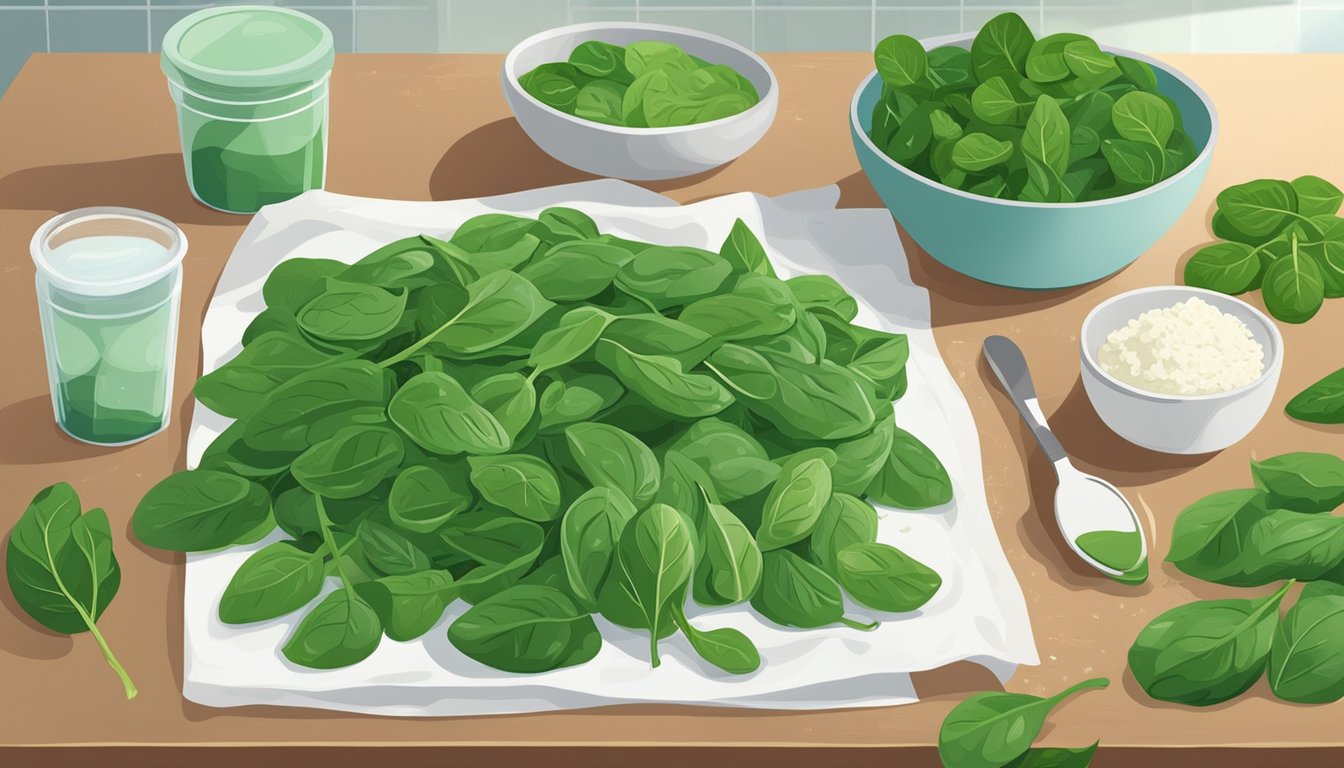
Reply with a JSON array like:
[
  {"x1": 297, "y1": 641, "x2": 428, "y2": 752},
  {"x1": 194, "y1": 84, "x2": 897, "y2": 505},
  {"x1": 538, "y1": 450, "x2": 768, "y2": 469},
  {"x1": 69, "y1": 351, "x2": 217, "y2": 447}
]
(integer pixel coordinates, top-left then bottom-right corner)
[
  {"x1": 30, "y1": 208, "x2": 187, "y2": 446},
  {"x1": 161, "y1": 6, "x2": 335, "y2": 214}
]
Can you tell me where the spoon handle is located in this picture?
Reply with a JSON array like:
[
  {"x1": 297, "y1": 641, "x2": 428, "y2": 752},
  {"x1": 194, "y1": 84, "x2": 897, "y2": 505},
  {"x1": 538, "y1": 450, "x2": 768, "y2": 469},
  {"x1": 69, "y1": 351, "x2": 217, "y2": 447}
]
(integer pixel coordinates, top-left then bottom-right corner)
[{"x1": 982, "y1": 335, "x2": 1068, "y2": 465}]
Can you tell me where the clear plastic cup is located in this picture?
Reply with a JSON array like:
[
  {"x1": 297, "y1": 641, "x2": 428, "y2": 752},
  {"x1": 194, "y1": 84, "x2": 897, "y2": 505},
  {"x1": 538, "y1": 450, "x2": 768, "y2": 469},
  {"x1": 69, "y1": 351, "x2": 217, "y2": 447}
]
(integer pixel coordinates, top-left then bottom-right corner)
[
  {"x1": 30, "y1": 208, "x2": 187, "y2": 446},
  {"x1": 161, "y1": 6, "x2": 335, "y2": 214}
]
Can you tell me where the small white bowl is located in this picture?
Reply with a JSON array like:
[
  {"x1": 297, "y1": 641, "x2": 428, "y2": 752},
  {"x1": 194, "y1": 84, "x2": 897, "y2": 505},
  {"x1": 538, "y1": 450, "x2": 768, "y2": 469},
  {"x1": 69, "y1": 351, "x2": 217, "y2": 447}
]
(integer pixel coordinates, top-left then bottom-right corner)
[
  {"x1": 1080, "y1": 286, "x2": 1284, "y2": 455},
  {"x1": 501, "y1": 22, "x2": 778, "y2": 180}
]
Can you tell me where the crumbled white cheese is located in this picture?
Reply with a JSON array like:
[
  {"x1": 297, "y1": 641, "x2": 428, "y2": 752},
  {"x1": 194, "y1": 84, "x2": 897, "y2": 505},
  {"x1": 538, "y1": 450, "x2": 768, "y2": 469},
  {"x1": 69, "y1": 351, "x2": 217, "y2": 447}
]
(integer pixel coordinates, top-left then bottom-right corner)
[{"x1": 1097, "y1": 297, "x2": 1265, "y2": 396}]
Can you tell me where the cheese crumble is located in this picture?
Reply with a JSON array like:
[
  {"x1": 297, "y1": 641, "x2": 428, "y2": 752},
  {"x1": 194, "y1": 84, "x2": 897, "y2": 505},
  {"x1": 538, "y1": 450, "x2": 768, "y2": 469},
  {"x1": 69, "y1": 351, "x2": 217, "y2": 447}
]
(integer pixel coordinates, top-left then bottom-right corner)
[{"x1": 1097, "y1": 297, "x2": 1265, "y2": 396}]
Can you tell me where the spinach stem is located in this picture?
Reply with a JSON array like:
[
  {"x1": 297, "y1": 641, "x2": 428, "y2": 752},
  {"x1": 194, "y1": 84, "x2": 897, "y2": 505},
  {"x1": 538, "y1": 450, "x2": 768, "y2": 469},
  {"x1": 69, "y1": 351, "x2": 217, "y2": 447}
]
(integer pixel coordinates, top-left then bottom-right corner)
[
  {"x1": 83, "y1": 615, "x2": 138, "y2": 700},
  {"x1": 1048, "y1": 676, "x2": 1110, "y2": 705},
  {"x1": 44, "y1": 519, "x2": 137, "y2": 699},
  {"x1": 839, "y1": 616, "x2": 880, "y2": 631},
  {"x1": 315, "y1": 496, "x2": 356, "y2": 601}
]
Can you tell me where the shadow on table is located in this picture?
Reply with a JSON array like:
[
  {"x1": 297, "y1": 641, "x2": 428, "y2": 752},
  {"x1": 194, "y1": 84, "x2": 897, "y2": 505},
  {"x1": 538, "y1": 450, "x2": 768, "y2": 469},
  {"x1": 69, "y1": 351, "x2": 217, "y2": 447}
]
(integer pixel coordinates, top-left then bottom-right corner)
[
  {"x1": 0, "y1": 395, "x2": 138, "y2": 466},
  {"x1": 429, "y1": 118, "x2": 730, "y2": 203},
  {"x1": 0, "y1": 153, "x2": 231, "y2": 226}
]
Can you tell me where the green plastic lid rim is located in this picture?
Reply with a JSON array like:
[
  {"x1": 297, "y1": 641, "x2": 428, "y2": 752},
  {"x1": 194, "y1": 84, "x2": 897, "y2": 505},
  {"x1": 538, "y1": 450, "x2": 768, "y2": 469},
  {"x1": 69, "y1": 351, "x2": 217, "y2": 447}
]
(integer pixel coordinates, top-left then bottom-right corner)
[
  {"x1": 169, "y1": 71, "x2": 330, "y2": 108},
  {"x1": 161, "y1": 5, "x2": 334, "y2": 90}
]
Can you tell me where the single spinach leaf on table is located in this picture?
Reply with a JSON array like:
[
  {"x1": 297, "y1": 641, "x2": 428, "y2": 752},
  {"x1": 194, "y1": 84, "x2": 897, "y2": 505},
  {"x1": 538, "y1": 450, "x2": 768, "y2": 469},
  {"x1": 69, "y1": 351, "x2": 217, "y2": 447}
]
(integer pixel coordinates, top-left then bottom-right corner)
[
  {"x1": 1250, "y1": 452, "x2": 1344, "y2": 512},
  {"x1": 1004, "y1": 743, "x2": 1099, "y2": 768},
  {"x1": 937, "y1": 678, "x2": 1108, "y2": 768},
  {"x1": 1268, "y1": 581, "x2": 1344, "y2": 703},
  {"x1": 1128, "y1": 582, "x2": 1291, "y2": 706},
  {"x1": 6, "y1": 483, "x2": 137, "y2": 698},
  {"x1": 1286, "y1": 367, "x2": 1344, "y2": 424}
]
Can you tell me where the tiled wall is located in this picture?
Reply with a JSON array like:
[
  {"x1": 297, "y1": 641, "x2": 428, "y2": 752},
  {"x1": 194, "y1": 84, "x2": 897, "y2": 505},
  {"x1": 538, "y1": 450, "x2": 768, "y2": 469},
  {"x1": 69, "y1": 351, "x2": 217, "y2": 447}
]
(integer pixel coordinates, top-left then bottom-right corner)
[{"x1": 2, "y1": 1, "x2": 1342, "y2": 97}]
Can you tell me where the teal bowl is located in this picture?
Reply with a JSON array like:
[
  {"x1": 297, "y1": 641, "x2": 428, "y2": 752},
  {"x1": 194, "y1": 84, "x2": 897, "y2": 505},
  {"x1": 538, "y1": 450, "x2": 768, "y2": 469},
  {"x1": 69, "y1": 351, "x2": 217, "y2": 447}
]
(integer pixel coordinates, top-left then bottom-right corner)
[{"x1": 850, "y1": 35, "x2": 1218, "y2": 290}]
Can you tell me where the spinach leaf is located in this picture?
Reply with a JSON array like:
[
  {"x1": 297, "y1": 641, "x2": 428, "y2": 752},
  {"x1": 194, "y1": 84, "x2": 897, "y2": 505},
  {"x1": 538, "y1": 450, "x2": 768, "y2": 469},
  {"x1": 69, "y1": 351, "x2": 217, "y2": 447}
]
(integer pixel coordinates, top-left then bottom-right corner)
[
  {"x1": 219, "y1": 541, "x2": 325, "y2": 624},
  {"x1": 262, "y1": 257, "x2": 346, "y2": 313},
  {"x1": 527, "y1": 306, "x2": 613, "y2": 375},
  {"x1": 969, "y1": 12, "x2": 1034, "y2": 82},
  {"x1": 669, "y1": 417, "x2": 779, "y2": 502},
  {"x1": 6, "y1": 483, "x2": 137, "y2": 698},
  {"x1": 677, "y1": 292, "x2": 796, "y2": 342},
  {"x1": 565, "y1": 422, "x2": 661, "y2": 509},
  {"x1": 133, "y1": 470, "x2": 272, "y2": 551},
  {"x1": 1110, "y1": 91, "x2": 1173, "y2": 147},
  {"x1": 670, "y1": 600, "x2": 761, "y2": 674},
  {"x1": 291, "y1": 426, "x2": 404, "y2": 500},
  {"x1": 595, "y1": 339, "x2": 734, "y2": 419},
  {"x1": 615, "y1": 246, "x2": 733, "y2": 310},
  {"x1": 952, "y1": 133, "x2": 1014, "y2": 172},
  {"x1": 1217, "y1": 179, "x2": 1305, "y2": 242},
  {"x1": 388, "y1": 371, "x2": 511, "y2": 456},
  {"x1": 610, "y1": 503, "x2": 695, "y2": 666},
  {"x1": 695, "y1": 498, "x2": 763, "y2": 606},
  {"x1": 281, "y1": 589, "x2": 383, "y2": 669},
  {"x1": 786, "y1": 274, "x2": 857, "y2": 322},
  {"x1": 1268, "y1": 581, "x2": 1344, "y2": 703},
  {"x1": 707, "y1": 344, "x2": 876, "y2": 440},
  {"x1": 384, "y1": 271, "x2": 553, "y2": 364},
  {"x1": 874, "y1": 34, "x2": 927, "y2": 87},
  {"x1": 938, "y1": 678, "x2": 1108, "y2": 768},
  {"x1": 1261, "y1": 230, "x2": 1326, "y2": 323},
  {"x1": 1128, "y1": 582, "x2": 1291, "y2": 705},
  {"x1": 829, "y1": 417, "x2": 895, "y2": 495},
  {"x1": 756, "y1": 453, "x2": 833, "y2": 551},
  {"x1": 1251, "y1": 452, "x2": 1344, "y2": 512},
  {"x1": 866, "y1": 426, "x2": 953, "y2": 509},
  {"x1": 388, "y1": 464, "x2": 471, "y2": 534},
  {"x1": 467, "y1": 454, "x2": 563, "y2": 522},
  {"x1": 1286, "y1": 367, "x2": 1344, "y2": 424},
  {"x1": 560, "y1": 486, "x2": 638, "y2": 609},
  {"x1": 1182, "y1": 242, "x2": 1261, "y2": 295},
  {"x1": 719, "y1": 218, "x2": 775, "y2": 277},
  {"x1": 751, "y1": 550, "x2": 873, "y2": 631},
  {"x1": 835, "y1": 542, "x2": 942, "y2": 613},
  {"x1": 243, "y1": 360, "x2": 392, "y2": 452},
  {"x1": 810, "y1": 493, "x2": 880, "y2": 572},
  {"x1": 448, "y1": 584, "x2": 601, "y2": 673},
  {"x1": 1022, "y1": 96, "x2": 1071, "y2": 201},
  {"x1": 1292, "y1": 175, "x2": 1344, "y2": 217},
  {"x1": 195, "y1": 332, "x2": 342, "y2": 419},
  {"x1": 359, "y1": 519, "x2": 432, "y2": 576},
  {"x1": 297, "y1": 281, "x2": 406, "y2": 342},
  {"x1": 519, "y1": 243, "x2": 623, "y2": 301},
  {"x1": 356, "y1": 570, "x2": 457, "y2": 642},
  {"x1": 441, "y1": 514, "x2": 545, "y2": 570}
]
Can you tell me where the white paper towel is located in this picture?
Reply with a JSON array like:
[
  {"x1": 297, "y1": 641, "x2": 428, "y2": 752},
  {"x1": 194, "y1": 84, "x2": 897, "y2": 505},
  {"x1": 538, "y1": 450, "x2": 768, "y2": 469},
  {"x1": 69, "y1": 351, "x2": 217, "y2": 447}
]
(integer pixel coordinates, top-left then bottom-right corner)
[{"x1": 182, "y1": 181, "x2": 1038, "y2": 716}]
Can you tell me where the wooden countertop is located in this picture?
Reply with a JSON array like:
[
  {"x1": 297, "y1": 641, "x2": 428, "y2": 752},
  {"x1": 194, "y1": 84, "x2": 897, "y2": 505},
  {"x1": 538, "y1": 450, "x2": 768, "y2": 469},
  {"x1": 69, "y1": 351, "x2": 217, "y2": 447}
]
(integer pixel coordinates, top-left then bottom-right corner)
[{"x1": 2, "y1": 52, "x2": 1343, "y2": 767}]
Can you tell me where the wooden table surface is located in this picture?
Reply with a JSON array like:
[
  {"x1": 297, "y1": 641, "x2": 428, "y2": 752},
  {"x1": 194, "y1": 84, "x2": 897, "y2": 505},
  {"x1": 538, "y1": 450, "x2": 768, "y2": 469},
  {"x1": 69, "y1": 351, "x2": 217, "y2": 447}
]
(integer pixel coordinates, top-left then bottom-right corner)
[{"x1": 2, "y1": 52, "x2": 1343, "y2": 767}]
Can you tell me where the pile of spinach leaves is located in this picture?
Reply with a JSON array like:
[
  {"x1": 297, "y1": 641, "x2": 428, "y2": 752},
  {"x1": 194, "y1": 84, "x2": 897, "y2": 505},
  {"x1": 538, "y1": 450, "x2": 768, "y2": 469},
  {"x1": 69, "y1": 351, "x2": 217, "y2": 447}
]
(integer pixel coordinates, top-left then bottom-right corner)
[
  {"x1": 1130, "y1": 451, "x2": 1344, "y2": 705},
  {"x1": 519, "y1": 40, "x2": 760, "y2": 128},
  {"x1": 1184, "y1": 175, "x2": 1344, "y2": 324},
  {"x1": 868, "y1": 12, "x2": 1197, "y2": 203},
  {"x1": 130, "y1": 207, "x2": 951, "y2": 674}
]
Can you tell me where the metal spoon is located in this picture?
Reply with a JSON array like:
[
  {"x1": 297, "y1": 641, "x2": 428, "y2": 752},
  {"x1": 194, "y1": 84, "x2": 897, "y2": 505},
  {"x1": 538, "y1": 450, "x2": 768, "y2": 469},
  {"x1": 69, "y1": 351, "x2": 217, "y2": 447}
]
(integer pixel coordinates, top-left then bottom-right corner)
[{"x1": 982, "y1": 335, "x2": 1148, "y2": 582}]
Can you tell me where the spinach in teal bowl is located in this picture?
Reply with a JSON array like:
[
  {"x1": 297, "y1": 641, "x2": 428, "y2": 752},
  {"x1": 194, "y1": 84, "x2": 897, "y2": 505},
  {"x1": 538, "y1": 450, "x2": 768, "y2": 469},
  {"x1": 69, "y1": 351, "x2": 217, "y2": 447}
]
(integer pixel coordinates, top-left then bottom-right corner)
[{"x1": 850, "y1": 34, "x2": 1217, "y2": 290}]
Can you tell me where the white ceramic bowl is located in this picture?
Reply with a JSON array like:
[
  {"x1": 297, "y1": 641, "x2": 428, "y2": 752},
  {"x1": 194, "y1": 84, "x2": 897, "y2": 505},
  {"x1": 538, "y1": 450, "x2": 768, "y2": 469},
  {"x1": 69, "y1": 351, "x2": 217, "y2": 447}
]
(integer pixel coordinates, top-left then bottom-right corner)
[
  {"x1": 501, "y1": 22, "x2": 778, "y2": 180},
  {"x1": 1080, "y1": 286, "x2": 1284, "y2": 455}
]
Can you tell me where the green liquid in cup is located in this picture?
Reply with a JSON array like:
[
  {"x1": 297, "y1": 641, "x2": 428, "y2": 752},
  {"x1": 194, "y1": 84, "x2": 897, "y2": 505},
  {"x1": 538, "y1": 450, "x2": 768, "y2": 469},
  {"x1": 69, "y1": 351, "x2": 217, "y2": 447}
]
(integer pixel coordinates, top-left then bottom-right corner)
[
  {"x1": 189, "y1": 123, "x2": 325, "y2": 213},
  {"x1": 42, "y1": 235, "x2": 176, "y2": 444}
]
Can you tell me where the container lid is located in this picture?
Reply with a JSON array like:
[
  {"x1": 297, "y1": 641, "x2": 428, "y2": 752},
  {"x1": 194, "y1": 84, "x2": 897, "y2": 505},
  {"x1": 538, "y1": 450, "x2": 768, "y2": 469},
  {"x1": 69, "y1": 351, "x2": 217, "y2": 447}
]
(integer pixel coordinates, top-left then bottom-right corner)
[
  {"x1": 160, "y1": 6, "x2": 334, "y2": 96},
  {"x1": 31, "y1": 208, "x2": 188, "y2": 297}
]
